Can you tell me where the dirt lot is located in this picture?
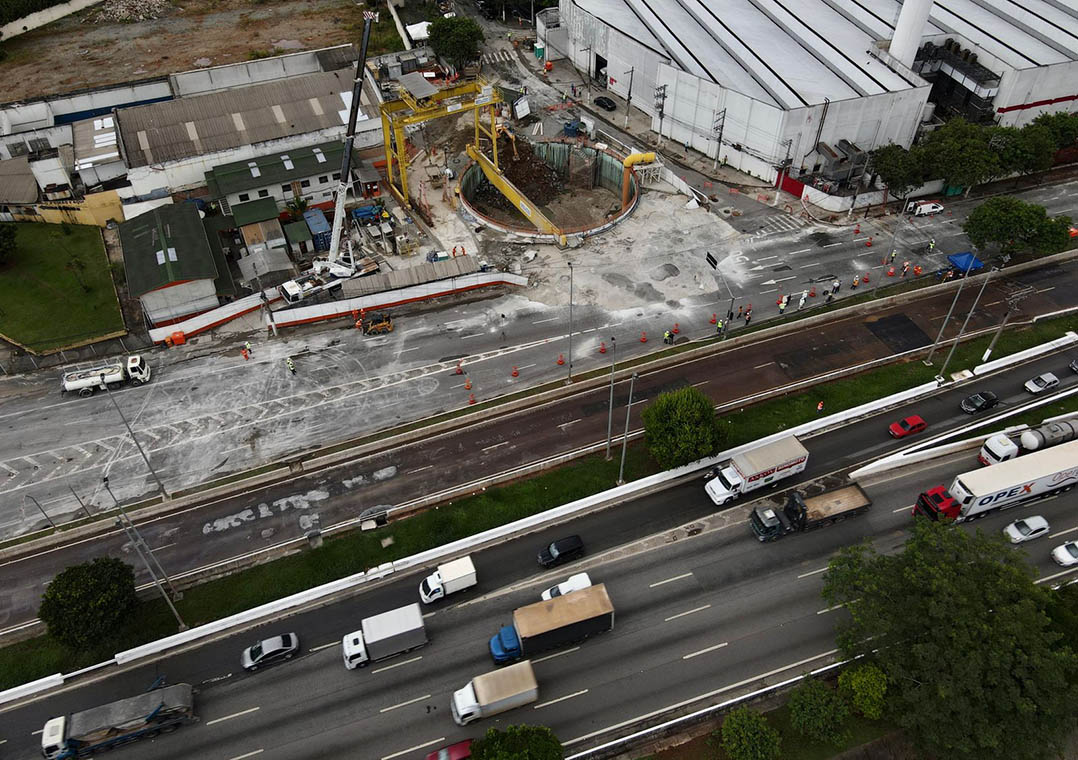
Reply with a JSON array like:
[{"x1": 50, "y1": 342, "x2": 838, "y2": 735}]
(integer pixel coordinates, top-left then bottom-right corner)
[{"x1": 0, "y1": 0, "x2": 385, "y2": 101}]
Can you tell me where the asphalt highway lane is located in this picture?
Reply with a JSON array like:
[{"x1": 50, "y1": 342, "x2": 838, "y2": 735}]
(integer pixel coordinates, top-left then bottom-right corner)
[
  {"x1": 6, "y1": 446, "x2": 1076, "y2": 759},
  {"x1": 1, "y1": 285, "x2": 1075, "y2": 633}
]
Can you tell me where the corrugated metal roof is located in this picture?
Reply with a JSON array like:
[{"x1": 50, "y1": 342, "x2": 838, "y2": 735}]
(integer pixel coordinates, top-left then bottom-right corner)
[
  {"x1": 72, "y1": 115, "x2": 121, "y2": 171},
  {"x1": 0, "y1": 156, "x2": 38, "y2": 204},
  {"x1": 340, "y1": 257, "x2": 480, "y2": 297},
  {"x1": 204, "y1": 141, "x2": 356, "y2": 197},
  {"x1": 283, "y1": 220, "x2": 312, "y2": 242},
  {"x1": 120, "y1": 203, "x2": 218, "y2": 298},
  {"x1": 117, "y1": 71, "x2": 364, "y2": 168}
]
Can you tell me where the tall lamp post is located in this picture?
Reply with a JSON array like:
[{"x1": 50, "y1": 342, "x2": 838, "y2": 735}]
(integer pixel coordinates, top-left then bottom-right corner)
[
  {"x1": 604, "y1": 337, "x2": 617, "y2": 459},
  {"x1": 938, "y1": 266, "x2": 997, "y2": 382},
  {"x1": 566, "y1": 261, "x2": 574, "y2": 384},
  {"x1": 25, "y1": 494, "x2": 57, "y2": 530},
  {"x1": 617, "y1": 372, "x2": 638, "y2": 485},
  {"x1": 103, "y1": 475, "x2": 187, "y2": 631},
  {"x1": 100, "y1": 373, "x2": 167, "y2": 498},
  {"x1": 924, "y1": 254, "x2": 979, "y2": 365}
]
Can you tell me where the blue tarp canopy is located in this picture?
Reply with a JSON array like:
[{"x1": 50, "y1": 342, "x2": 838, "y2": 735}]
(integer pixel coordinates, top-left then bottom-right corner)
[{"x1": 947, "y1": 252, "x2": 984, "y2": 272}]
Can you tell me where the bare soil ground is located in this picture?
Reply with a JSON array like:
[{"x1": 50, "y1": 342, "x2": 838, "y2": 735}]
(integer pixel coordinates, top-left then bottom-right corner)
[{"x1": 0, "y1": 0, "x2": 367, "y2": 101}]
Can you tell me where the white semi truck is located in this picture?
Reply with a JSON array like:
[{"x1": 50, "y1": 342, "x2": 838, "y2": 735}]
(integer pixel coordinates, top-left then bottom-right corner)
[
  {"x1": 916, "y1": 440, "x2": 1078, "y2": 522},
  {"x1": 41, "y1": 683, "x2": 195, "y2": 759},
  {"x1": 61, "y1": 355, "x2": 151, "y2": 397},
  {"x1": 978, "y1": 420, "x2": 1078, "y2": 465},
  {"x1": 451, "y1": 660, "x2": 539, "y2": 726},
  {"x1": 342, "y1": 603, "x2": 428, "y2": 669},
  {"x1": 705, "y1": 436, "x2": 809, "y2": 506},
  {"x1": 419, "y1": 555, "x2": 477, "y2": 603}
]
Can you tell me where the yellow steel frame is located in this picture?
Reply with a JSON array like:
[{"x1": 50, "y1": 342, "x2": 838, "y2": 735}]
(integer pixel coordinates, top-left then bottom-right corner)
[
  {"x1": 466, "y1": 143, "x2": 566, "y2": 246},
  {"x1": 380, "y1": 80, "x2": 503, "y2": 207}
]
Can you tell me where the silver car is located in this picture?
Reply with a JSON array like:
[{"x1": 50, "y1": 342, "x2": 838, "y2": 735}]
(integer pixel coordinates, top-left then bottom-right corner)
[
  {"x1": 242, "y1": 633, "x2": 299, "y2": 671},
  {"x1": 1024, "y1": 372, "x2": 1059, "y2": 394},
  {"x1": 540, "y1": 572, "x2": 592, "y2": 601},
  {"x1": 1052, "y1": 542, "x2": 1078, "y2": 567},
  {"x1": 1003, "y1": 516, "x2": 1049, "y2": 544}
]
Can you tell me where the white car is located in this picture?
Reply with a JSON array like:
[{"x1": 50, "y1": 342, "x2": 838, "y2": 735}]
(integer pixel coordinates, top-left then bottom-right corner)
[
  {"x1": 540, "y1": 572, "x2": 592, "y2": 601},
  {"x1": 1052, "y1": 542, "x2": 1078, "y2": 567},
  {"x1": 1024, "y1": 372, "x2": 1059, "y2": 394},
  {"x1": 909, "y1": 201, "x2": 944, "y2": 216},
  {"x1": 1003, "y1": 516, "x2": 1049, "y2": 544}
]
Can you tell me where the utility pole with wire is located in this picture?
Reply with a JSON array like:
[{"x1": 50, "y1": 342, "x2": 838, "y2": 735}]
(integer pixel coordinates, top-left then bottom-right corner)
[
  {"x1": 711, "y1": 109, "x2": 725, "y2": 170},
  {"x1": 623, "y1": 67, "x2": 634, "y2": 128},
  {"x1": 654, "y1": 85, "x2": 667, "y2": 147}
]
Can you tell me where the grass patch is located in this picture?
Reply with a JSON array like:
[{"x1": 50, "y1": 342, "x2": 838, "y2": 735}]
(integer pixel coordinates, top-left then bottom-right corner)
[
  {"x1": 0, "y1": 223, "x2": 123, "y2": 352},
  {"x1": 2, "y1": 316, "x2": 1076, "y2": 688},
  {"x1": 354, "y1": 2, "x2": 406, "y2": 55}
]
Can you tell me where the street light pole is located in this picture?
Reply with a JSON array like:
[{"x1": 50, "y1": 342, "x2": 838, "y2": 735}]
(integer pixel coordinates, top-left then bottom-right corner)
[
  {"x1": 566, "y1": 261, "x2": 574, "y2": 384},
  {"x1": 924, "y1": 255, "x2": 979, "y2": 365},
  {"x1": 623, "y1": 67, "x2": 634, "y2": 128},
  {"x1": 25, "y1": 494, "x2": 57, "y2": 530},
  {"x1": 100, "y1": 374, "x2": 167, "y2": 498},
  {"x1": 617, "y1": 372, "x2": 638, "y2": 485},
  {"x1": 103, "y1": 476, "x2": 187, "y2": 631},
  {"x1": 605, "y1": 336, "x2": 617, "y2": 460},
  {"x1": 938, "y1": 267, "x2": 997, "y2": 381}
]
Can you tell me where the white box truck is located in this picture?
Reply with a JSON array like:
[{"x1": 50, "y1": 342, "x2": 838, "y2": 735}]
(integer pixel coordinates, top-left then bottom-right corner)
[
  {"x1": 451, "y1": 660, "x2": 539, "y2": 726},
  {"x1": 61, "y1": 356, "x2": 151, "y2": 397},
  {"x1": 419, "y1": 555, "x2": 477, "y2": 603},
  {"x1": 916, "y1": 440, "x2": 1078, "y2": 522},
  {"x1": 342, "y1": 603, "x2": 428, "y2": 669},
  {"x1": 41, "y1": 683, "x2": 195, "y2": 759},
  {"x1": 705, "y1": 436, "x2": 809, "y2": 506}
]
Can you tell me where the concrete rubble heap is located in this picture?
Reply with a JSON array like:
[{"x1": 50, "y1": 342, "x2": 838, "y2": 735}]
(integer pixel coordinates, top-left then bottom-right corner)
[{"x1": 86, "y1": 0, "x2": 173, "y2": 24}]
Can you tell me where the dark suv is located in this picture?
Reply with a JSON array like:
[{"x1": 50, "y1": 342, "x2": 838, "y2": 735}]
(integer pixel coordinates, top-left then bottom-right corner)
[{"x1": 538, "y1": 535, "x2": 585, "y2": 568}]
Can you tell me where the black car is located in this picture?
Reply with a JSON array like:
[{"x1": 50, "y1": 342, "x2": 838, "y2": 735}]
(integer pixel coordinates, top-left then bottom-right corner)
[
  {"x1": 538, "y1": 535, "x2": 585, "y2": 568},
  {"x1": 594, "y1": 96, "x2": 617, "y2": 112},
  {"x1": 960, "y1": 391, "x2": 999, "y2": 414}
]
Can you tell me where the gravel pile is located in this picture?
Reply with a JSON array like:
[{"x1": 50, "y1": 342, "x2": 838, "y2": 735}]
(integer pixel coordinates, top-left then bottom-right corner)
[{"x1": 86, "y1": 0, "x2": 173, "y2": 23}]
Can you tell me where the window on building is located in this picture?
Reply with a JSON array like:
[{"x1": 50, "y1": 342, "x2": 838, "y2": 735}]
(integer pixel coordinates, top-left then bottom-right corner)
[
  {"x1": 258, "y1": 189, "x2": 270, "y2": 198},
  {"x1": 323, "y1": 191, "x2": 332, "y2": 198},
  {"x1": 332, "y1": 172, "x2": 341, "y2": 181},
  {"x1": 319, "y1": 176, "x2": 329, "y2": 184},
  {"x1": 300, "y1": 179, "x2": 311, "y2": 188},
  {"x1": 6, "y1": 142, "x2": 29, "y2": 157},
  {"x1": 281, "y1": 184, "x2": 292, "y2": 195},
  {"x1": 238, "y1": 193, "x2": 250, "y2": 202},
  {"x1": 28, "y1": 138, "x2": 51, "y2": 152}
]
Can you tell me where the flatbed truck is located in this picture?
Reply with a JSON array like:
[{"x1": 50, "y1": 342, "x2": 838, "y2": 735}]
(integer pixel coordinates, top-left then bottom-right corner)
[{"x1": 751, "y1": 483, "x2": 871, "y2": 542}]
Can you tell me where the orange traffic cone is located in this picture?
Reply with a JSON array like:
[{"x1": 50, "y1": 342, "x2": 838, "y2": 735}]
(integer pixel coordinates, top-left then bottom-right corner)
[
  {"x1": 640, "y1": 331, "x2": 647, "y2": 343},
  {"x1": 809, "y1": 286, "x2": 816, "y2": 297},
  {"x1": 455, "y1": 361, "x2": 463, "y2": 375},
  {"x1": 866, "y1": 237, "x2": 873, "y2": 247},
  {"x1": 672, "y1": 323, "x2": 680, "y2": 335},
  {"x1": 599, "y1": 341, "x2": 607, "y2": 354},
  {"x1": 557, "y1": 353, "x2": 565, "y2": 365},
  {"x1": 464, "y1": 377, "x2": 472, "y2": 390},
  {"x1": 888, "y1": 266, "x2": 896, "y2": 277},
  {"x1": 710, "y1": 313, "x2": 717, "y2": 324},
  {"x1": 468, "y1": 393, "x2": 476, "y2": 405},
  {"x1": 511, "y1": 366, "x2": 519, "y2": 377},
  {"x1": 863, "y1": 272, "x2": 870, "y2": 283},
  {"x1": 855, "y1": 224, "x2": 861, "y2": 235}
]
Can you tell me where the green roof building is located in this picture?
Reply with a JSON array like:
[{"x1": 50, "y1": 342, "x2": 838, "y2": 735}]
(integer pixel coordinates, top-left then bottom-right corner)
[{"x1": 119, "y1": 202, "x2": 221, "y2": 327}]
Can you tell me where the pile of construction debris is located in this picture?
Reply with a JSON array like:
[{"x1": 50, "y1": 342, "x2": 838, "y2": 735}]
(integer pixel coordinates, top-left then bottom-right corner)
[
  {"x1": 86, "y1": 0, "x2": 173, "y2": 23},
  {"x1": 473, "y1": 137, "x2": 563, "y2": 216}
]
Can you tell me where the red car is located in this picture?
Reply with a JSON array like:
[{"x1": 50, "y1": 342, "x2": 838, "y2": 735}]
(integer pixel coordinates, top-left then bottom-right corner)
[
  {"x1": 426, "y1": 740, "x2": 472, "y2": 760},
  {"x1": 889, "y1": 414, "x2": 927, "y2": 438}
]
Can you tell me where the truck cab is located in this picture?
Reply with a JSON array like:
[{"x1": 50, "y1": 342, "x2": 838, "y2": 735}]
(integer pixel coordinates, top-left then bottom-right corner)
[
  {"x1": 41, "y1": 717, "x2": 66, "y2": 759},
  {"x1": 451, "y1": 683, "x2": 480, "y2": 725},
  {"x1": 420, "y1": 571, "x2": 446, "y2": 603},
  {"x1": 914, "y1": 485, "x2": 959, "y2": 520},
  {"x1": 489, "y1": 626, "x2": 522, "y2": 664},
  {"x1": 750, "y1": 492, "x2": 809, "y2": 541},
  {"x1": 704, "y1": 465, "x2": 742, "y2": 505},
  {"x1": 341, "y1": 631, "x2": 369, "y2": 669},
  {"x1": 126, "y1": 355, "x2": 151, "y2": 384},
  {"x1": 979, "y1": 434, "x2": 1019, "y2": 466}
]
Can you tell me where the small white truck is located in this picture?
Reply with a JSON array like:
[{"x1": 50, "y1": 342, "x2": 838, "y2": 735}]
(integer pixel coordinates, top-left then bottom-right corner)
[
  {"x1": 277, "y1": 271, "x2": 344, "y2": 305},
  {"x1": 61, "y1": 355, "x2": 151, "y2": 397},
  {"x1": 419, "y1": 555, "x2": 477, "y2": 603},
  {"x1": 342, "y1": 603, "x2": 428, "y2": 669},
  {"x1": 978, "y1": 420, "x2": 1078, "y2": 465},
  {"x1": 705, "y1": 436, "x2": 809, "y2": 506},
  {"x1": 451, "y1": 660, "x2": 539, "y2": 726}
]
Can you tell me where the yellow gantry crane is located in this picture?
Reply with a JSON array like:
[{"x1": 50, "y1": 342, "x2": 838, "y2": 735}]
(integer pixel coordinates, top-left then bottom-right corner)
[
  {"x1": 380, "y1": 75, "x2": 502, "y2": 206},
  {"x1": 380, "y1": 75, "x2": 567, "y2": 245}
]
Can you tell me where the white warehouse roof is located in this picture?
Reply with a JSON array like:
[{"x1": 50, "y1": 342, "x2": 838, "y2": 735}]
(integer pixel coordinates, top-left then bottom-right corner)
[{"x1": 574, "y1": 0, "x2": 1078, "y2": 109}]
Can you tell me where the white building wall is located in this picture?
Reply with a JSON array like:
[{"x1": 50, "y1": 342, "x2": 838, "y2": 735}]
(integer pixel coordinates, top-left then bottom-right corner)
[
  {"x1": 995, "y1": 61, "x2": 1078, "y2": 128},
  {"x1": 170, "y1": 50, "x2": 334, "y2": 98},
  {"x1": 126, "y1": 119, "x2": 381, "y2": 196},
  {"x1": 224, "y1": 171, "x2": 341, "y2": 209},
  {"x1": 599, "y1": 28, "x2": 665, "y2": 119},
  {"x1": 141, "y1": 279, "x2": 220, "y2": 326}
]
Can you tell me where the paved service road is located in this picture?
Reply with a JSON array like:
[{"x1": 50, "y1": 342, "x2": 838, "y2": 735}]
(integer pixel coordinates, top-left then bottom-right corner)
[
  {"x1": 3, "y1": 443, "x2": 1075, "y2": 759},
  {"x1": 0, "y1": 263, "x2": 1075, "y2": 633}
]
